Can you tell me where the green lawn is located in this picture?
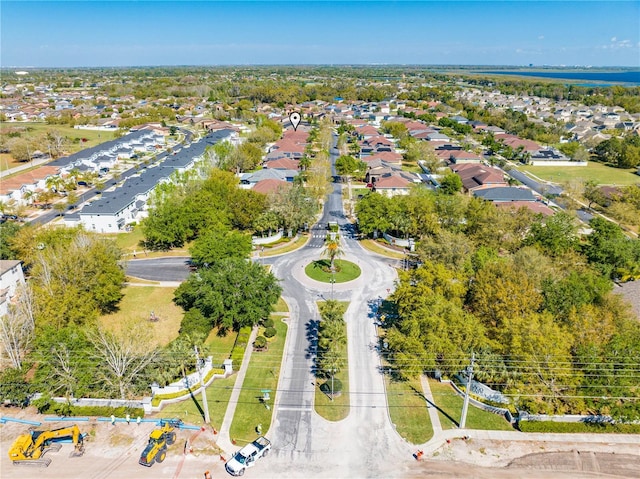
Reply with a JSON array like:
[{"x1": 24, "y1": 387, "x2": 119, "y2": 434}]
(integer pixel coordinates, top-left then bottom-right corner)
[
  {"x1": 98, "y1": 286, "x2": 183, "y2": 347},
  {"x1": 0, "y1": 122, "x2": 119, "y2": 167},
  {"x1": 260, "y1": 234, "x2": 309, "y2": 257},
  {"x1": 385, "y1": 376, "x2": 433, "y2": 444},
  {"x1": 520, "y1": 162, "x2": 639, "y2": 186},
  {"x1": 273, "y1": 297, "x2": 289, "y2": 313},
  {"x1": 305, "y1": 259, "x2": 361, "y2": 283},
  {"x1": 428, "y1": 379, "x2": 513, "y2": 431},
  {"x1": 359, "y1": 239, "x2": 406, "y2": 259},
  {"x1": 155, "y1": 375, "x2": 236, "y2": 429},
  {"x1": 228, "y1": 316, "x2": 288, "y2": 442}
]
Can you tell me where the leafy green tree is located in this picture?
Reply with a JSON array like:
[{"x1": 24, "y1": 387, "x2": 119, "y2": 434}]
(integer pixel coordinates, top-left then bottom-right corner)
[
  {"x1": 584, "y1": 217, "x2": 640, "y2": 278},
  {"x1": 189, "y1": 229, "x2": 252, "y2": 268},
  {"x1": 0, "y1": 221, "x2": 21, "y2": 260},
  {"x1": 439, "y1": 173, "x2": 463, "y2": 195},
  {"x1": 542, "y1": 269, "x2": 612, "y2": 322},
  {"x1": 470, "y1": 259, "x2": 542, "y2": 333},
  {"x1": 29, "y1": 230, "x2": 125, "y2": 328},
  {"x1": 525, "y1": 211, "x2": 578, "y2": 257},
  {"x1": 355, "y1": 192, "x2": 391, "y2": 236},
  {"x1": 174, "y1": 257, "x2": 282, "y2": 332}
]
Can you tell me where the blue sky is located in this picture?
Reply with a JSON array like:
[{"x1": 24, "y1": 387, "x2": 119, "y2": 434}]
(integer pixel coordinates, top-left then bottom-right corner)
[{"x1": 2, "y1": 1, "x2": 639, "y2": 67}]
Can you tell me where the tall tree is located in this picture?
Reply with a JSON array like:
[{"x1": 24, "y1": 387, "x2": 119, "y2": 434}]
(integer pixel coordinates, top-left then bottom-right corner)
[{"x1": 174, "y1": 257, "x2": 282, "y2": 332}]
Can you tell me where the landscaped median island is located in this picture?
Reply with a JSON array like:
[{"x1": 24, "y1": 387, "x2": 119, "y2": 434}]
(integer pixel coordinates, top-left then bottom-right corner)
[
  {"x1": 305, "y1": 259, "x2": 361, "y2": 283},
  {"x1": 314, "y1": 300, "x2": 350, "y2": 421}
]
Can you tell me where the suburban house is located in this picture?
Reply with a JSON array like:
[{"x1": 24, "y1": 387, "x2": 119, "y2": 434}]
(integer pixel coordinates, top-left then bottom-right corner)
[
  {"x1": 239, "y1": 168, "x2": 298, "y2": 189},
  {"x1": 371, "y1": 173, "x2": 415, "y2": 197},
  {"x1": 0, "y1": 165, "x2": 61, "y2": 205},
  {"x1": 450, "y1": 163, "x2": 507, "y2": 192},
  {"x1": 473, "y1": 186, "x2": 536, "y2": 202},
  {"x1": 0, "y1": 260, "x2": 25, "y2": 317},
  {"x1": 251, "y1": 178, "x2": 292, "y2": 195}
]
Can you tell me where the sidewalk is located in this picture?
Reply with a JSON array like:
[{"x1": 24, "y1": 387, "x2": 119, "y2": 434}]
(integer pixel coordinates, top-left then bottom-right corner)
[
  {"x1": 420, "y1": 375, "x2": 442, "y2": 435},
  {"x1": 216, "y1": 326, "x2": 258, "y2": 453}
]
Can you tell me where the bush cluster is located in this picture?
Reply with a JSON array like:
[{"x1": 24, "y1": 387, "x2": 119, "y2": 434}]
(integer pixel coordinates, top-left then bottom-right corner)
[{"x1": 518, "y1": 421, "x2": 640, "y2": 434}]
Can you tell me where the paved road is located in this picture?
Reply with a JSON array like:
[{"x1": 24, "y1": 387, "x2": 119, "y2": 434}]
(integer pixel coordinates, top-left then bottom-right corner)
[
  {"x1": 505, "y1": 166, "x2": 563, "y2": 196},
  {"x1": 260, "y1": 139, "x2": 411, "y2": 477},
  {"x1": 125, "y1": 256, "x2": 191, "y2": 282}
]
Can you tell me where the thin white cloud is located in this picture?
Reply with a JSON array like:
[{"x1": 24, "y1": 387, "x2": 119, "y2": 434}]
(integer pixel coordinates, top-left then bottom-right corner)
[
  {"x1": 611, "y1": 36, "x2": 617, "y2": 42},
  {"x1": 538, "y1": 35, "x2": 545, "y2": 40}
]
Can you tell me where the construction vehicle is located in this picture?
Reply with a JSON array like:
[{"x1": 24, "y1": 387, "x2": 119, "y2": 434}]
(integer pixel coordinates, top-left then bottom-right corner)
[
  {"x1": 8, "y1": 424, "x2": 85, "y2": 467},
  {"x1": 138, "y1": 419, "x2": 182, "y2": 467}
]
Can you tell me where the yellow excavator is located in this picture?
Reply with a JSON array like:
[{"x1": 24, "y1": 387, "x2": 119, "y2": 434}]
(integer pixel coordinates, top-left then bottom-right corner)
[
  {"x1": 138, "y1": 419, "x2": 181, "y2": 467},
  {"x1": 8, "y1": 424, "x2": 85, "y2": 467}
]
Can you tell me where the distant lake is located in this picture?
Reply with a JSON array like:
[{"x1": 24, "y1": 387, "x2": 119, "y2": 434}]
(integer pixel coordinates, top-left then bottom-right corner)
[{"x1": 480, "y1": 70, "x2": 640, "y2": 86}]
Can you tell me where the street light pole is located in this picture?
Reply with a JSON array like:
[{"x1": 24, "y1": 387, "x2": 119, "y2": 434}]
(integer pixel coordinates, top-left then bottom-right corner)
[
  {"x1": 460, "y1": 353, "x2": 475, "y2": 429},
  {"x1": 194, "y1": 346, "x2": 210, "y2": 424}
]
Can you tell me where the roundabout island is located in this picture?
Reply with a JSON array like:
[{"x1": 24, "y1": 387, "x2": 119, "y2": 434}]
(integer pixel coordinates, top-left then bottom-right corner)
[{"x1": 304, "y1": 259, "x2": 362, "y2": 283}]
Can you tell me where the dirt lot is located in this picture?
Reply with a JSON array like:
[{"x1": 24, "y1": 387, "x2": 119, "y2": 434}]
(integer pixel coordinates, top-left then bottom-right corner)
[
  {"x1": 2, "y1": 408, "x2": 639, "y2": 478},
  {"x1": 0, "y1": 410, "x2": 225, "y2": 479},
  {"x1": 416, "y1": 437, "x2": 640, "y2": 478}
]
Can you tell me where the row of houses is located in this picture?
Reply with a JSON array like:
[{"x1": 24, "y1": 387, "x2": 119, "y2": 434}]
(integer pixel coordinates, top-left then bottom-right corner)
[
  {"x1": 65, "y1": 128, "x2": 238, "y2": 233},
  {"x1": 0, "y1": 128, "x2": 166, "y2": 206}
]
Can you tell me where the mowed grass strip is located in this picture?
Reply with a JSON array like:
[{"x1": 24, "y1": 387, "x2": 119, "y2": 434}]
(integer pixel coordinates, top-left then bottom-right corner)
[
  {"x1": 359, "y1": 239, "x2": 406, "y2": 259},
  {"x1": 520, "y1": 162, "x2": 639, "y2": 186},
  {"x1": 229, "y1": 316, "x2": 288, "y2": 442},
  {"x1": 385, "y1": 376, "x2": 433, "y2": 444},
  {"x1": 273, "y1": 297, "x2": 289, "y2": 313},
  {"x1": 260, "y1": 234, "x2": 309, "y2": 257},
  {"x1": 305, "y1": 259, "x2": 361, "y2": 283},
  {"x1": 428, "y1": 379, "x2": 513, "y2": 431},
  {"x1": 156, "y1": 375, "x2": 236, "y2": 429},
  {"x1": 98, "y1": 286, "x2": 183, "y2": 347}
]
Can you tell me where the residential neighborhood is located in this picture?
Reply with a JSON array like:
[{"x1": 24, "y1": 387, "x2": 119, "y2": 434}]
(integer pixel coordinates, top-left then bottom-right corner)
[{"x1": 1, "y1": 65, "x2": 639, "y2": 479}]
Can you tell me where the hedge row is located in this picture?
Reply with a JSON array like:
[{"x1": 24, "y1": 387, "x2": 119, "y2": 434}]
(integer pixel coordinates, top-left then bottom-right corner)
[
  {"x1": 230, "y1": 326, "x2": 252, "y2": 365},
  {"x1": 151, "y1": 368, "x2": 225, "y2": 407},
  {"x1": 518, "y1": 421, "x2": 640, "y2": 434},
  {"x1": 32, "y1": 398, "x2": 143, "y2": 418}
]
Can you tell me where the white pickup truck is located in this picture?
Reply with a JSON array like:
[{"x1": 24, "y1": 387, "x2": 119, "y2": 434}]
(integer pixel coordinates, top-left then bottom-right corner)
[{"x1": 225, "y1": 436, "x2": 271, "y2": 476}]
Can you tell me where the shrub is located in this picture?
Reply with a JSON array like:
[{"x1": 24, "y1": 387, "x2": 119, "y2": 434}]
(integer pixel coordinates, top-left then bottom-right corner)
[
  {"x1": 31, "y1": 396, "x2": 144, "y2": 418},
  {"x1": 320, "y1": 378, "x2": 343, "y2": 396},
  {"x1": 518, "y1": 421, "x2": 640, "y2": 434},
  {"x1": 262, "y1": 318, "x2": 274, "y2": 328},
  {"x1": 254, "y1": 335, "x2": 267, "y2": 349},
  {"x1": 264, "y1": 326, "x2": 277, "y2": 338}
]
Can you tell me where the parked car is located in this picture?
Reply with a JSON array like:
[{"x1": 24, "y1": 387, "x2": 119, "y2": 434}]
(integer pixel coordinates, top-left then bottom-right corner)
[{"x1": 225, "y1": 436, "x2": 271, "y2": 476}]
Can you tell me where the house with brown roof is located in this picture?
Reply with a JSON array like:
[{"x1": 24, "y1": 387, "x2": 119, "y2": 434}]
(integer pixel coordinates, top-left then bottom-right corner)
[
  {"x1": 448, "y1": 150, "x2": 483, "y2": 164},
  {"x1": 0, "y1": 165, "x2": 61, "y2": 205},
  {"x1": 251, "y1": 178, "x2": 292, "y2": 195},
  {"x1": 263, "y1": 157, "x2": 299, "y2": 170},
  {"x1": 495, "y1": 133, "x2": 541, "y2": 153},
  {"x1": 371, "y1": 173, "x2": 414, "y2": 197},
  {"x1": 450, "y1": 163, "x2": 506, "y2": 192}
]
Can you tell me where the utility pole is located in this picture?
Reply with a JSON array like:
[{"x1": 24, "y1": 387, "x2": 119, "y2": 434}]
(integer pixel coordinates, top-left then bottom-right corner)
[
  {"x1": 460, "y1": 353, "x2": 475, "y2": 429},
  {"x1": 194, "y1": 346, "x2": 210, "y2": 424}
]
